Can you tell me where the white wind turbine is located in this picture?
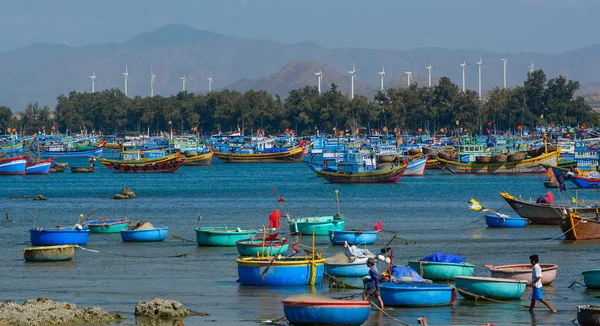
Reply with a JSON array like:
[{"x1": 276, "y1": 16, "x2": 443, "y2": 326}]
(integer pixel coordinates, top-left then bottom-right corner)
[
  {"x1": 348, "y1": 63, "x2": 356, "y2": 99},
  {"x1": 90, "y1": 71, "x2": 96, "y2": 93},
  {"x1": 377, "y1": 66, "x2": 385, "y2": 91},
  {"x1": 404, "y1": 60, "x2": 414, "y2": 87},
  {"x1": 181, "y1": 75, "x2": 186, "y2": 92},
  {"x1": 425, "y1": 63, "x2": 439, "y2": 88},
  {"x1": 476, "y1": 57, "x2": 483, "y2": 99},
  {"x1": 528, "y1": 59, "x2": 535, "y2": 74},
  {"x1": 150, "y1": 69, "x2": 156, "y2": 97},
  {"x1": 460, "y1": 60, "x2": 469, "y2": 93},
  {"x1": 314, "y1": 65, "x2": 322, "y2": 94},
  {"x1": 207, "y1": 76, "x2": 213, "y2": 92},
  {"x1": 501, "y1": 55, "x2": 508, "y2": 89},
  {"x1": 122, "y1": 64, "x2": 129, "y2": 96}
]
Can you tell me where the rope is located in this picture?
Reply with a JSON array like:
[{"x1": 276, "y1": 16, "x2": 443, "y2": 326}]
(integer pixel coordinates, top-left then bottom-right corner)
[
  {"x1": 0, "y1": 251, "x2": 25, "y2": 262},
  {"x1": 451, "y1": 285, "x2": 523, "y2": 306},
  {"x1": 74, "y1": 245, "x2": 193, "y2": 258},
  {"x1": 370, "y1": 302, "x2": 411, "y2": 326},
  {"x1": 74, "y1": 245, "x2": 99, "y2": 253},
  {"x1": 541, "y1": 218, "x2": 583, "y2": 242},
  {"x1": 171, "y1": 234, "x2": 195, "y2": 242}
]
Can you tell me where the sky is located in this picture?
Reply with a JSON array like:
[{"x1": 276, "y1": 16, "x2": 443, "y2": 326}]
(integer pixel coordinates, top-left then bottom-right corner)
[{"x1": 0, "y1": 0, "x2": 598, "y2": 54}]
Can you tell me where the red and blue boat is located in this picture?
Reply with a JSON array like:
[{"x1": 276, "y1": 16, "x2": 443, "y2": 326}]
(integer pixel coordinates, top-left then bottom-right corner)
[
  {"x1": 570, "y1": 175, "x2": 600, "y2": 189},
  {"x1": 0, "y1": 156, "x2": 28, "y2": 175},
  {"x1": 26, "y1": 159, "x2": 53, "y2": 174},
  {"x1": 282, "y1": 297, "x2": 370, "y2": 326}
]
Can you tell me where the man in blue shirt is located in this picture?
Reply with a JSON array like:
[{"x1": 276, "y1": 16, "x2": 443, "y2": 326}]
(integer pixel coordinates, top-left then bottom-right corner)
[{"x1": 362, "y1": 257, "x2": 384, "y2": 309}]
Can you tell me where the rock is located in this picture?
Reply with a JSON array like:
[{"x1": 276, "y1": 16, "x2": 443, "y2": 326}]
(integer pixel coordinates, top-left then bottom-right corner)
[
  {"x1": 111, "y1": 194, "x2": 129, "y2": 200},
  {"x1": 0, "y1": 298, "x2": 116, "y2": 326},
  {"x1": 121, "y1": 187, "x2": 136, "y2": 198},
  {"x1": 32, "y1": 195, "x2": 47, "y2": 201},
  {"x1": 135, "y1": 298, "x2": 191, "y2": 320}
]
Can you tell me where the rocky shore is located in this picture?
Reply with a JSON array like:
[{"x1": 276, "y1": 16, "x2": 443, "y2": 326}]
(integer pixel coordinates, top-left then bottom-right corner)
[{"x1": 0, "y1": 298, "x2": 118, "y2": 326}]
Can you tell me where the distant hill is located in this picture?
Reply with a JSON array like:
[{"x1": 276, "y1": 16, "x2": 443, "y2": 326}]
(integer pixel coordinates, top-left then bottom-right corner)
[{"x1": 3, "y1": 24, "x2": 600, "y2": 110}]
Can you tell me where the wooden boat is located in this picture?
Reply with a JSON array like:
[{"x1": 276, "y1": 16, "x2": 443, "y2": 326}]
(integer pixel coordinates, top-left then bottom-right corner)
[
  {"x1": 120, "y1": 227, "x2": 168, "y2": 242},
  {"x1": 437, "y1": 151, "x2": 454, "y2": 160},
  {"x1": 492, "y1": 153, "x2": 508, "y2": 163},
  {"x1": 40, "y1": 146, "x2": 104, "y2": 158},
  {"x1": 578, "y1": 305, "x2": 600, "y2": 326},
  {"x1": 0, "y1": 156, "x2": 28, "y2": 175},
  {"x1": 236, "y1": 237, "x2": 289, "y2": 256},
  {"x1": 455, "y1": 276, "x2": 527, "y2": 300},
  {"x1": 216, "y1": 146, "x2": 304, "y2": 163},
  {"x1": 544, "y1": 180, "x2": 559, "y2": 188},
  {"x1": 86, "y1": 218, "x2": 130, "y2": 234},
  {"x1": 475, "y1": 156, "x2": 491, "y2": 164},
  {"x1": 507, "y1": 151, "x2": 527, "y2": 161},
  {"x1": 500, "y1": 192, "x2": 600, "y2": 225},
  {"x1": 182, "y1": 151, "x2": 214, "y2": 166},
  {"x1": 485, "y1": 264, "x2": 557, "y2": 285},
  {"x1": 236, "y1": 255, "x2": 326, "y2": 286},
  {"x1": 195, "y1": 226, "x2": 257, "y2": 246},
  {"x1": 436, "y1": 149, "x2": 559, "y2": 174},
  {"x1": 485, "y1": 214, "x2": 528, "y2": 228},
  {"x1": 49, "y1": 165, "x2": 66, "y2": 173},
  {"x1": 23, "y1": 245, "x2": 75, "y2": 262},
  {"x1": 26, "y1": 159, "x2": 53, "y2": 174},
  {"x1": 29, "y1": 227, "x2": 89, "y2": 246},
  {"x1": 560, "y1": 213, "x2": 600, "y2": 240},
  {"x1": 582, "y1": 270, "x2": 600, "y2": 289},
  {"x1": 402, "y1": 157, "x2": 427, "y2": 176},
  {"x1": 97, "y1": 152, "x2": 183, "y2": 173},
  {"x1": 282, "y1": 297, "x2": 370, "y2": 326},
  {"x1": 380, "y1": 283, "x2": 456, "y2": 307},
  {"x1": 324, "y1": 257, "x2": 371, "y2": 277},
  {"x1": 328, "y1": 230, "x2": 378, "y2": 245},
  {"x1": 310, "y1": 163, "x2": 406, "y2": 183},
  {"x1": 70, "y1": 166, "x2": 94, "y2": 173},
  {"x1": 289, "y1": 215, "x2": 345, "y2": 235},
  {"x1": 408, "y1": 148, "x2": 421, "y2": 156},
  {"x1": 408, "y1": 259, "x2": 475, "y2": 281},
  {"x1": 422, "y1": 146, "x2": 436, "y2": 156},
  {"x1": 527, "y1": 148, "x2": 541, "y2": 158}
]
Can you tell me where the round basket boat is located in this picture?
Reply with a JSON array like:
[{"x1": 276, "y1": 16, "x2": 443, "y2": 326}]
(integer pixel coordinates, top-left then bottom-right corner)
[{"x1": 486, "y1": 263, "x2": 557, "y2": 285}]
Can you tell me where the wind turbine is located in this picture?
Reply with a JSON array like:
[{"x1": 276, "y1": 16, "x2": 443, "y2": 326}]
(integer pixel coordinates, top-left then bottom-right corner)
[
  {"x1": 150, "y1": 69, "x2": 156, "y2": 97},
  {"x1": 348, "y1": 63, "x2": 356, "y2": 99},
  {"x1": 207, "y1": 76, "x2": 213, "y2": 92},
  {"x1": 460, "y1": 61, "x2": 469, "y2": 93},
  {"x1": 377, "y1": 66, "x2": 385, "y2": 91},
  {"x1": 89, "y1": 71, "x2": 96, "y2": 93},
  {"x1": 425, "y1": 63, "x2": 439, "y2": 88},
  {"x1": 181, "y1": 75, "x2": 186, "y2": 92},
  {"x1": 314, "y1": 65, "x2": 322, "y2": 94},
  {"x1": 501, "y1": 55, "x2": 508, "y2": 89},
  {"x1": 404, "y1": 60, "x2": 415, "y2": 87},
  {"x1": 122, "y1": 64, "x2": 129, "y2": 96},
  {"x1": 528, "y1": 59, "x2": 535, "y2": 74},
  {"x1": 476, "y1": 57, "x2": 483, "y2": 99}
]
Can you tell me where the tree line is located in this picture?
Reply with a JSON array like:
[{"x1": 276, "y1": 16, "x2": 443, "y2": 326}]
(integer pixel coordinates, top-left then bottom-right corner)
[{"x1": 0, "y1": 69, "x2": 596, "y2": 136}]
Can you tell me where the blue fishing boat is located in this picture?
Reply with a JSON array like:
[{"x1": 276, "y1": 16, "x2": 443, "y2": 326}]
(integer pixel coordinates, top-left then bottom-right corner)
[
  {"x1": 380, "y1": 283, "x2": 456, "y2": 307},
  {"x1": 25, "y1": 159, "x2": 53, "y2": 174},
  {"x1": 29, "y1": 227, "x2": 89, "y2": 246},
  {"x1": 324, "y1": 257, "x2": 371, "y2": 277},
  {"x1": 23, "y1": 245, "x2": 75, "y2": 262},
  {"x1": 282, "y1": 297, "x2": 370, "y2": 326},
  {"x1": 0, "y1": 156, "x2": 28, "y2": 175},
  {"x1": 485, "y1": 214, "x2": 528, "y2": 228},
  {"x1": 571, "y1": 175, "x2": 600, "y2": 189},
  {"x1": 40, "y1": 146, "x2": 104, "y2": 158},
  {"x1": 86, "y1": 218, "x2": 130, "y2": 234},
  {"x1": 328, "y1": 230, "x2": 378, "y2": 245},
  {"x1": 196, "y1": 226, "x2": 257, "y2": 246},
  {"x1": 120, "y1": 227, "x2": 168, "y2": 242},
  {"x1": 454, "y1": 276, "x2": 527, "y2": 300},
  {"x1": 408, "y1": 252, "x2": 475, "y2": 281},
  {"x1": 237, "y1": 256, "x2": 326, "y2": 286},
  {"x1": 288, "y1": 216, "x2": 345, "y2": 235},
  {"x1": 236, "y1": 237, "x2": 289, "y2": 256},
  {"x1": 583, "y1": 269, "x2": 600, "y2": 289}
]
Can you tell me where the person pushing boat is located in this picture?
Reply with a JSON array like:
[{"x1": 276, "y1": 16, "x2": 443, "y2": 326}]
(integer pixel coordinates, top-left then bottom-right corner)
[
  {"x1": 363, "y1": 257, "x2": 384, "y2": 309},
  {"x1": 528, "y1": 254, "x2": 556, "y2": 313}
]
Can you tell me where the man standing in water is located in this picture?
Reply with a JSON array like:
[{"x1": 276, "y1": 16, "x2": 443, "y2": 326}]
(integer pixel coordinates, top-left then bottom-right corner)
[
  {"x1": 363, "y1": 257, "x2": 384, "y2": 309},
  {"x1": 528, "y1": 254, "x2": 556, "y2": 312}
]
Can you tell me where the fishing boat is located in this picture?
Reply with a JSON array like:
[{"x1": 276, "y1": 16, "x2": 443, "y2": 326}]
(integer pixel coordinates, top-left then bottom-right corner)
[
  {"x1": 237, "y1": 255, "x2": 326, "y2": 286},
  {"x1": 86, "y1": 218, "x2": 130, "y2": 234},
  {"x1": 97, "y1": 151, "x2": 183, "y2": 173},
  {"x1": 570, "y1": 175, "x2": 600, "y2": 189},
  {"x1": 182, "y1": 151, "x2": 214, "y2": 166},
  {"x1": 49, "y1": 165, "x2": 66, "y2": 173},
  {"x1": 380, "y1": 283, "x2": 456, "y2": 307},
  {"x1": 454, "y1": 276, "x2": 527, "y2": 300},
  {"x1": 485, "y1": 214, "x2": 528, "y2": 228},
  {"x1": 543, "y1": 180, "x2": 559, "y2": 188},
  {"x1": 216, "y1": 146, "x2": 304, "y2": 163},
  {"x1": 236, "y1": 237, "x2": 289, "y2": 256},
  {"x1": 578, "y1": 305, "x2": 600, "y2": 326},
  {"x1": 328, "y1": 230, "x2": 378, "y2": 245},
  {"x1": 0, "y1": 156, "x2": 28, "y2": 175},
  {"x1": 70, "y1": 166, "x2": 94, "y2": 173},
  {"x1": 40, "y1": 145, "x2": 104, "y2": 158},
  {"x1": 25, "y1": 159, "x2": 53, "y2": 174},
  {"x1": 23, "y1": 245, "x2": 75, "y2": 262},
  {"x1": 282, "y1": 297, "x2": 370, "y2": 326},
  {"x1": 309, "y1": 157, "x2": 407, "y2": 183},
  {"x1": 323, "y1": 260, "x2": 370, "y2": 277},
  {"x1": 288, "y1": 216, "x2": 345, "y2": 235},
  {"x1": 435, "y1": 148, "x2": 559, "y2": 174},
  {"x1": 560, "y1": 212, "x2": 600, "y2": 240},
  {"x1": 402, "y1": 156, "x2": 428, "y2": 176},
  {"x1": 582, "y1": 270, "x2": 600, "y2": 289},
  {"x1": 195, "y1": 226, "x2": 257, "y2": 246},
  {"x1": 120, "y1": 226, "x2": 168, "y2": 242},
  {"x1": 29, "y1": 227, "x2": 89, "y2": 246},
  {"x1": 485, "y1": 264, "x2": 558, "y2": 285},
  {"x1": 408, "y1": 253, "x2": 475, "y2": 281}
]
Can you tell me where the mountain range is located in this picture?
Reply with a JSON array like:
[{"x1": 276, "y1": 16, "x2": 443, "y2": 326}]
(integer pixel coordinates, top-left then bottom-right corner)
[{"x1": 3, "y1": 24, "x2": 600, "y2": 111}]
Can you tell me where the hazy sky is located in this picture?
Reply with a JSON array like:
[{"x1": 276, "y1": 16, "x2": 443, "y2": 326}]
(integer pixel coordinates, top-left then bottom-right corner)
[{"x1": 1, "y1": 0, "x2": 597, "y2": 54}]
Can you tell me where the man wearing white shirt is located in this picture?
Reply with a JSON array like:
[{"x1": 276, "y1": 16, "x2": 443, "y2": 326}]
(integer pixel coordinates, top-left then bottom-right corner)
[{"x1": 528, "y1": 254, "x2": 556, "y2": 312}]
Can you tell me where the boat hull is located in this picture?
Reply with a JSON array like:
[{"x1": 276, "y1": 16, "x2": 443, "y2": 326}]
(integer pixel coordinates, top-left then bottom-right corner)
[
  {"x1": 487, "y1": 264, "x2": 557, "y2": 285},
  {"x1": 485, "y1": 214, "x2": 528, "y2": 228},
  {"x1": 24, "y1": 245, "x2": 75, "y2": 262},
  {"x1": 120, "y1": 227, "x2": 168, "y2": 242},
  {"x1": 289, "y1": 216, "x2": 345, "y2": 235},
  {"x1": 182, "y1": 152, "x2": 214, "y2": 166},
  {"x1": 324, "y1": 260, "x2": 370, "y2": 277},
  {"x1": 402, "y1": 157, "x2": 427, "y2": 176},
  {"x1": 328, "y1": 230, "x2": 378, "y2": 245},
  {"x1": 196, "y1": 227, "x2": 257, "y2": 246},
  {"x1": 380, "y1": 283, "x2": 456, "y2": 307},
  {"x1": 455, "y1": 276, "x2": 527, "y2": 300},
  {"x1": 408, "y1": 260, "x2": 475, "y2": 281},
  {"x1": 26, "y1": 159, "x2": 53, "y2": 174},
  {"x1": 0, "y1": 157, "x2": 27, "y2": 175},
  {"x1": 436, "y1": 149, "x2": 559, "y2": 174},
  {"x1": 578, "y1": 305, "x2": 600, "y2": 326},
  {"x1": 237, "y1": 257, "x2": 326, "y2": 286},
  {"x1": 560, "y1": 214, "x2": 600, "y2": 240},
  {"x1": 98, "y1": 154, "x2": 183, "y2": 173},
  {"x1": 571, "y1": 176, "x2": 600, "y2": 189},
  {"x1": 86, "y1": 219, "x2": 130, "y2": 234},
  {"x1": 235, "y1": 239, "x2": 289, "y2": 256},
  {"x1": 311, "y1": 164, "x2": 406, "y2": 183},
  {"x1": 29, "y1": 228, "x2": 89, "y2": 246},
  {"x1": 583, "y1": 270, "x2": 600, "y2": 289},
  {"x1": 216, "y1": 147, "x2": 304, "y2": 163},
  {"x1": 40, "y1": 147, "x2": 103, "y2": 158},
  {"x1": 282, "y1": 299, "x2": 370, "y2": 326}
]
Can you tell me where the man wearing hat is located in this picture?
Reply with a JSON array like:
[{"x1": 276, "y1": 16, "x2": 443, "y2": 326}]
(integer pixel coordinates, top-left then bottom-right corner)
[
  {"x1": 362, "y1": 257, "x2": 384, "y2": 309},
  {"x1": 528, "y1": 254, "x2": 556, "y2": 312}
]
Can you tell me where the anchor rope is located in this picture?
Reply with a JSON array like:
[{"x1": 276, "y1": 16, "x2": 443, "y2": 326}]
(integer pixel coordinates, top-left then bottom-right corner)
[{"x1": 370, "y1": 302, "x2": 411, "y2": 326}]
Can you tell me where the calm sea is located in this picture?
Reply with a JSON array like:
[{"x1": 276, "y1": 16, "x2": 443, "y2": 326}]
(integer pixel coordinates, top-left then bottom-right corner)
[{"x1": 0, "y1": 154, "x2": 598, "y2": 325}]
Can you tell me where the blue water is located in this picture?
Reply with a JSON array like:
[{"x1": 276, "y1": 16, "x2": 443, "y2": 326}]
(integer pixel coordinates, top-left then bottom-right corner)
[{"x1": 0, "y1": 157, "x2": 599, "y2": 325}]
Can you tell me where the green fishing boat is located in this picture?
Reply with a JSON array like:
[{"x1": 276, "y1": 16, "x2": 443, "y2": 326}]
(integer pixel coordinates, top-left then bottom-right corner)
[
  {"x1": 408, "y1": 255, "x2": 475, "y2": 281},
  {"x1": 236, "y1": 237, "x2": 289, "y2": 256},
  {"x1": 583, "y1": 269, "x2": 600, "y2": 289},
  {"x1": 86, "y1": 218, "x2": 130, "y2": 234},
  {"x1": 288, "y1": 215, "x2": 345, "y2": 235},
  {"x1": 195, "y1": 226, "x2": 257, "y2": 246}
]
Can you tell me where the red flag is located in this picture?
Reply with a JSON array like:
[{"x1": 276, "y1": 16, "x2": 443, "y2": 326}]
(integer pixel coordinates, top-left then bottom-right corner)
[
  {"x1": 374, "y1": 221, "x2": 382, "y2": 231},
  {"x1": 546, "y1": 191, "x2": 555, "y2": 204},
  {"x1": 278, "y1": 196, "x2": 285, "y2": 203},
  {"x1": 269, "y1": 209, "x2": 281, "y2": 229}
]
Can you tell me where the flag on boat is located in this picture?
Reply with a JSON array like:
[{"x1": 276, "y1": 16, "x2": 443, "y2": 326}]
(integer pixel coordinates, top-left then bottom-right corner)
[
  {"x1": 546, "y1": 191, "x2": 555, "y2": 204},
  {"x1": 469, "y1": 198, "x2": 482, "y2": 211},
  {"x1": 374, "y1": 221, "x2": 382, "y2": 231},
  {"x1": 572, "y1": 197, "x2": 584, "y2": 205}
]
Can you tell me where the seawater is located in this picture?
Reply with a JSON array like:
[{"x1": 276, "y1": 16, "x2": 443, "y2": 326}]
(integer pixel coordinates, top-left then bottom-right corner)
[{"x1": 0, "y1": 156, "x2": 598, "y2": 325}]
